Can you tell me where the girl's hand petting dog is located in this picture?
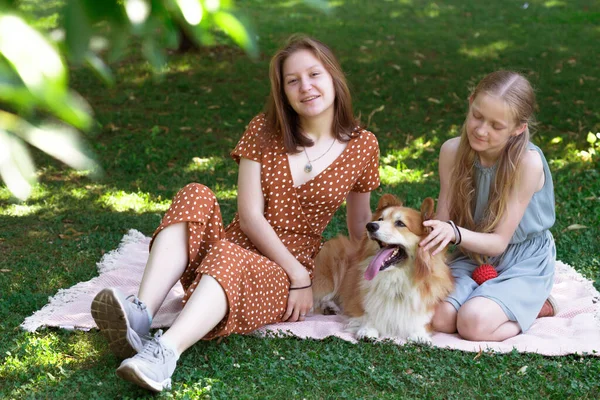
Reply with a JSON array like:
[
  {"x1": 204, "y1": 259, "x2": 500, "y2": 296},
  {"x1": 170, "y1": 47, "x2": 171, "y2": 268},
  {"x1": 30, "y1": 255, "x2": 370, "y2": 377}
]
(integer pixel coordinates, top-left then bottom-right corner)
[{"x1": 420, "y1": 219, "x2": 457, "y2": 255}]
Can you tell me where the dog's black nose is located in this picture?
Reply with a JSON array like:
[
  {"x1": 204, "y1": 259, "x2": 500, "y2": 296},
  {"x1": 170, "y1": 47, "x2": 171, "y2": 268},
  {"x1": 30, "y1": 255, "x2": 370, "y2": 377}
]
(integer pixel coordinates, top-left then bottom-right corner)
[{"x1": 366, "y1": 222, "x2": 379, "y2": 233}]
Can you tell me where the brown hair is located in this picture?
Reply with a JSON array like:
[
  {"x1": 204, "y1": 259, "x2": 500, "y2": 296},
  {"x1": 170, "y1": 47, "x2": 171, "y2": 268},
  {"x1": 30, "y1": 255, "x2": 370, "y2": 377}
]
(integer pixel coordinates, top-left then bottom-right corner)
[
  {"x1": 449, "y1": 71, "x2": 536, "y2": 262},
  {"x1": 265, "y1": 34, "x2": 356, "y2": 153}
]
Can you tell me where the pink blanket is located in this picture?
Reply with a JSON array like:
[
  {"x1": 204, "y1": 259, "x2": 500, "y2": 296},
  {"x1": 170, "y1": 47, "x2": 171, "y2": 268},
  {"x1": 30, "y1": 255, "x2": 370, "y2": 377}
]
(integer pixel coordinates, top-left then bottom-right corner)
[{"x1": 22, "y1": 230, "x2": 600, "y2": 356}]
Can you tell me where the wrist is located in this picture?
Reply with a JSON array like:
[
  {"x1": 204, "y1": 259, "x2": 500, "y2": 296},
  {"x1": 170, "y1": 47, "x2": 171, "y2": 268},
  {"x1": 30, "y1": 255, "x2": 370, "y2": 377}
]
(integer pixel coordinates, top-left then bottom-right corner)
[
  {"x1": 446, "y1": 220, "x2": 462, "y2": 245},
  {"x1": 289, "y1": 282, "x2": 312, "y2": 291},
  {"x1": 288, "y1": 265, "x2": 310, "y2": 286}
]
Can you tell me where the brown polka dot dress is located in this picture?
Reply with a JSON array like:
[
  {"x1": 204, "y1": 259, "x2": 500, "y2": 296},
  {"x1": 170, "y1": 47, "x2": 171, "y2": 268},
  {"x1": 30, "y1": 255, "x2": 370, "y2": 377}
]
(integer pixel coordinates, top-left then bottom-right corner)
[{"x1": 150, "y1": 114, "x2": 380, "y2": 339}]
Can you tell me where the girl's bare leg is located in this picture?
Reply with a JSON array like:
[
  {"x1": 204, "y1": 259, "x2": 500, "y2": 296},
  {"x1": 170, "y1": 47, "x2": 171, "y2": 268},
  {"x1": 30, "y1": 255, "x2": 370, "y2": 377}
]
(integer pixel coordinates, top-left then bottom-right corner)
[
  {"x1": 162, "y1": 275, "x2": 228, "y2": 354},
  {"x1": 138, "y1": 222, "x2": 189, "y2": 317},
  {"x1": 431, "y1": 301, "x2": 458, "y2": 333},
  {"x1": 457, "y1": 297, "x2": 521, "y2": 341}
]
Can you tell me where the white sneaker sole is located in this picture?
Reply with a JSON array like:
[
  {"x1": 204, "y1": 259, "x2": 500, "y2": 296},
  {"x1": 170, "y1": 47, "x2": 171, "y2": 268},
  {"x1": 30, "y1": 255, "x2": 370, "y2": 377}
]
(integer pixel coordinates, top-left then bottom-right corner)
[
  {"x1": 91, "y1": 288, "x2": 145, "y2": 359},
  {"x1": 116, "y1": 362, "x2": 172, "y2": 392}
]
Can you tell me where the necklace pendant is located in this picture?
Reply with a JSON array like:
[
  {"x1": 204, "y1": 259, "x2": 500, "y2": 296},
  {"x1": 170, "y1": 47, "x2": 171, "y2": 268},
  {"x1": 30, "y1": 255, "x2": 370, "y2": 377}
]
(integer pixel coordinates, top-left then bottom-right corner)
[{"x1": 304, "y1": 162, "x2": 313, "y2": 173}]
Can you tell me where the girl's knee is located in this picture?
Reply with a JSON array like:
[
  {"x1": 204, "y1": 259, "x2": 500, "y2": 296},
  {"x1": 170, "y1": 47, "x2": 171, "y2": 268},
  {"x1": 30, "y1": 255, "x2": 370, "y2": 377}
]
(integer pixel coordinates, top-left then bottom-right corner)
[
  {"x1": 456, "y1": 301, "x2": 503, "y2": 341},
  {"x1": 456, "y1": 310, "x2": 487, "y2": 341},
  {"x1": 181, "y1": 183, "x2": 214, "y2": 198},
  {"x1": 174, "y1": 183, "x2": 219, "y2": 208},
  {"x1": 431, "y1": 301, "x2": 458, "y2": 333}
]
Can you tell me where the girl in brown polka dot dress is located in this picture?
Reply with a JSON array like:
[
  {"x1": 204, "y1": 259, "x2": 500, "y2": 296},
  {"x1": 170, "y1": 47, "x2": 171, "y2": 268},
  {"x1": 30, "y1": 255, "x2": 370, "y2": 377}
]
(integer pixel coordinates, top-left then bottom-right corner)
[{"x1": 91, "y1": 35, "x2": 380, "y2": 392}]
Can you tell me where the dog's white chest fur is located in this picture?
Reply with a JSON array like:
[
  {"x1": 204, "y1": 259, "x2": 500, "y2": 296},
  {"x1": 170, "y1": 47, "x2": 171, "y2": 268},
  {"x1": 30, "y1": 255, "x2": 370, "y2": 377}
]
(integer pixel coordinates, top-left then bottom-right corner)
[{"x1": 346, "y1": 266, "x2": 433, "y2": 342}]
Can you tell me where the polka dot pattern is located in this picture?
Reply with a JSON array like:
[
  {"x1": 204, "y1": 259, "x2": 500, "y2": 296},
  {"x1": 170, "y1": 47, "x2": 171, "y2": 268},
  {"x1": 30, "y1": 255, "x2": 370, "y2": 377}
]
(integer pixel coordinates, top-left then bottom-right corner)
[{"x1": 150, "y1": 114, "x2": 380, "y2": 339}]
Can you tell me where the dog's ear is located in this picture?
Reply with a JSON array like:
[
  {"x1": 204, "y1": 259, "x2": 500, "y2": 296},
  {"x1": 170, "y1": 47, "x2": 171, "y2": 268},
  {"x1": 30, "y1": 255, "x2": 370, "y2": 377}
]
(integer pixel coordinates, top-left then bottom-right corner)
[
  {"x1": 376, "y1": 194, "x2": 402, "y2": 212},
  {"x1": 420, "y1": 197, "x2": 435, "y2": 234},
  {"x1": 420, "y1": 197, "x2": 435, "y2": 221}
]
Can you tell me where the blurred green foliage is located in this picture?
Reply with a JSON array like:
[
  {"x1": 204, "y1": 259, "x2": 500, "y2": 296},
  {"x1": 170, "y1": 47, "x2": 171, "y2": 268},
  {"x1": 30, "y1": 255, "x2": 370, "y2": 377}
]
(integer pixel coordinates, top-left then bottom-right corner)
[{"x1": 0, "y1": 0, "x2": 259, "y2": 200}]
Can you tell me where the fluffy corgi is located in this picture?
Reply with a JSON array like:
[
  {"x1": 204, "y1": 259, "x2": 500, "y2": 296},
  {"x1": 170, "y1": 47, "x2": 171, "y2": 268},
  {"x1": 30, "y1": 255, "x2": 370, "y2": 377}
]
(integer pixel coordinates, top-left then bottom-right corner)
[{"x1": 313, "y1": 194, "x2": 454, "y2": 342}]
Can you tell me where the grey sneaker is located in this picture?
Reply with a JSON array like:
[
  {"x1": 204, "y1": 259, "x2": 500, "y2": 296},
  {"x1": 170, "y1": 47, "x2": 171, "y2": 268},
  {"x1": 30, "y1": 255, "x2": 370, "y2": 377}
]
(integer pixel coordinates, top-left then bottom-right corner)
[
  {"x1": 91, "y1": 287, "x2": 151, "y2": 359},
  {"x1": 116, "y1": 330, "x2": 179, "y2": 392}
]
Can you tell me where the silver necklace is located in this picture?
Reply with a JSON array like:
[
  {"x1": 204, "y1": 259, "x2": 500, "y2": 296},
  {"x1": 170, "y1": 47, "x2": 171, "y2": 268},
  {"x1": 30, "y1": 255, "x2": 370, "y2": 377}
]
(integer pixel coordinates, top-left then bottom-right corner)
[{"x1": 302, "y1": 138, "x2": 336, "y2": 173}]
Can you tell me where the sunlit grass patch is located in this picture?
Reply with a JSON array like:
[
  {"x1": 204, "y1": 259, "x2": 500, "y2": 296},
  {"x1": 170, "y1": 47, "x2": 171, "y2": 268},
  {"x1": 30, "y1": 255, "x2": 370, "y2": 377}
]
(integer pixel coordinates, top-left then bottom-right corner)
[
  {"x1": 0, "y1": 183, "x2": 49, "y2": 214},
  {"x1": 99, "y1": 190, "x2": 171, "y2": 213},
  {"x1": 68, "y1": 187, "x2": 90, "y2": 200},
  {"x1": 379, "y1": 136, "x2": 439, "y2": 185},
  {"x1": 18, "y1": 0, "x2": 63, "y2": 30},
  {"x1": 166, "y1": 61, "x2": 193, "y2": 73},
  {"x1": 0, "y1": 333, "x2": 98, "y2": 378},
  {"x1": 576, "y1": 132, "x2": 600, "y2": 162},
  {"x1": 0, "y1": 186, "x2": 10, "y2": 201},
  {"x1": 214, "y1": 187, "x2": 238, "y2": 200},
  {"x1": 184, "y1": 156, "x2": 224, "y2": 173},
  {"x1": 382, "y1": 136, "x2": 439, "y2": 165},
  {"x1": 544, "y1": 0, "x2": 567, "y2": 7},
  {"x1": 379, "y1": 165, "x2": 428, "y2": 185},
  {"x1": 547, "y1": 133, "x2": 600, "y2": 166},
  {"x1": 415, "y1": 2, "x2": 453, "y2": 18},
  {"x1": 0, "y1": 180, "x2": 50, "y2": 209},
  {"x1": 459, "y1": 40, "x2": 512, "y2": 59},
  {"x1": 0, "y1": 332, "x2": 102, "y2": 398},
  {"x1": 2, "y1": 203, "x2": 43, "y2": 216},
  {"x1": 174, "y1": 378, "x2": 219, "y2": 397}
]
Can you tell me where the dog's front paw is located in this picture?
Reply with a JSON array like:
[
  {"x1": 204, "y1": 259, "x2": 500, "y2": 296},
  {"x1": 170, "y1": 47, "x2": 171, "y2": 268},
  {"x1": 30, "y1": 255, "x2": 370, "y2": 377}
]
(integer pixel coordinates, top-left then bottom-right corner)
[
  {"x1": 318, "y1": 294, "x2": 341, "y2": 315},
  {"x1": 356, "y1": 326, "x2": 380, "y2": 341},
  {"x1": 321, "y1": 301, "x2": 341, "y2": 315},
  {"x1": 407, "y1": 333, "x2": 432, "y2": 345},
  {"x1": 345, "y1": 318, "x2": 379, "y2": 340}
]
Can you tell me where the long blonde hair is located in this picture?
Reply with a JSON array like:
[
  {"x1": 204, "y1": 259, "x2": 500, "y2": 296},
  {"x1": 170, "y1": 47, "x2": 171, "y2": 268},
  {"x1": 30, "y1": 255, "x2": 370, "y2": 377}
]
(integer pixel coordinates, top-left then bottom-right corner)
[{"x1": 449, "y1": 71, "x2": 536, "y2": 261}]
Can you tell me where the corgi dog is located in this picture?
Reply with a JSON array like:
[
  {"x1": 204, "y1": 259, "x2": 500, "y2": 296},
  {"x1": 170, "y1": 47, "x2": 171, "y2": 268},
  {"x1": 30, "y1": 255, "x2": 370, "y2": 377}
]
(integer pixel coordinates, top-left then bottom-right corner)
[{"x1": 312, "y1": 194, "x2": 454, "y2": 342}]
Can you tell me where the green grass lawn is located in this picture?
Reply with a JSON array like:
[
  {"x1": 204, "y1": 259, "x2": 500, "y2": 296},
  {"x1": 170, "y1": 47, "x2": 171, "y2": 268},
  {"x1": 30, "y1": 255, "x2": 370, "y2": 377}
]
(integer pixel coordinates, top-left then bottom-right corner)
[{"x1": 1, "y1": 0, "x2": 599, "y2": 398}]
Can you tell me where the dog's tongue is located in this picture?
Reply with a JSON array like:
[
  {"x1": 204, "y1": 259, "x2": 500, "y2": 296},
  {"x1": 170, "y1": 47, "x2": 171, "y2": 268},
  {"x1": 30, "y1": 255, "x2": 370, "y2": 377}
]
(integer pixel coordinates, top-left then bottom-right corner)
[{"x1": 364, "y1": 247, "x2": 395, "y2": 281}]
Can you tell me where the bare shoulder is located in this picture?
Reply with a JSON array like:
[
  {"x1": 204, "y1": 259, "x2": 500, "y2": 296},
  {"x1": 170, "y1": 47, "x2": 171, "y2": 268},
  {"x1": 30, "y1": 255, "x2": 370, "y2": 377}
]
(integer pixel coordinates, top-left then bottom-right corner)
[
  {"x1": 516, "y1": 148, "x2": 545, "y2": 193},
  {"x1": 440, "y1": 137, "x2": 460, "y2": 156},
  {"x1": 439, "y1": 137, "x2": 460, "y2": 165},
  {"x1": 520, "y1": 148, "x2": 544, "y2": 176}
]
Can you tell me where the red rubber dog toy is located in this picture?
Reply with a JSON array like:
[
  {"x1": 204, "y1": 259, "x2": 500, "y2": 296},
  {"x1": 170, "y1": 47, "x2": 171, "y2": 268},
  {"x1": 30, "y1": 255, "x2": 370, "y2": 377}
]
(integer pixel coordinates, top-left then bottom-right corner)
[{"x1": 472, "y1": 264, "x2": 498, "y2": 285}]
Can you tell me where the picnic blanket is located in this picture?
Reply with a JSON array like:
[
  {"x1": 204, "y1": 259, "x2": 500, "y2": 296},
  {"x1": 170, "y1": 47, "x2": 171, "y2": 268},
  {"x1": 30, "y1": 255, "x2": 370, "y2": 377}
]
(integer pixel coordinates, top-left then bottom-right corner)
[{"x1": 21, "y1": 229, "x2": 600, "y2": 356}]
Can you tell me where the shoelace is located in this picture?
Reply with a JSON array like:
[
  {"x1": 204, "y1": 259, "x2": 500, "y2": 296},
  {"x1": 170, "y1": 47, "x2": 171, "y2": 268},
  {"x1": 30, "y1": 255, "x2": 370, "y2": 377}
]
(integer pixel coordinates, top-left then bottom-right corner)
[
  {"x1": 125, "y1": 295, "x2": 152, "y2": 339},
  {"x1": 138, "y1": 330, "x2": 173, "y2": 363},
  {"x1": 126, "y1": 295, "x2": 147, "y2": 311}
]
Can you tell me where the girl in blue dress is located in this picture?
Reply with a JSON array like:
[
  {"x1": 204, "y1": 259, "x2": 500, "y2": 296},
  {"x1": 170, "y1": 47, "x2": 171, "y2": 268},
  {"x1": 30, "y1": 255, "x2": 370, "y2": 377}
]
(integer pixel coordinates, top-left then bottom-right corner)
[{"x1": 420, "y1": 71, "x2": 556, "y2": 341}]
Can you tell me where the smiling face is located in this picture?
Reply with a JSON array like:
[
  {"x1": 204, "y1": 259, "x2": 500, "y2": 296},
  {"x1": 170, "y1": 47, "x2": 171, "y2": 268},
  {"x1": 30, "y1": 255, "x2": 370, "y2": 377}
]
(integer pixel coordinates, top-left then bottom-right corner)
[
  {"x1": 466, "y1": 93, "x2": 526, "y2": 165},
  {"x1": 282, "y1": 49, "x2": 336, "y2": 123}
]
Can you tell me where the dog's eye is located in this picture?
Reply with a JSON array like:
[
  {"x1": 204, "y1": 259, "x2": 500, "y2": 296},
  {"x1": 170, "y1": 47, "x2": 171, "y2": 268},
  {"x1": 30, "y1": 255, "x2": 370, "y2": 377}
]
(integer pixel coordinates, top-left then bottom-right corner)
[
  {"x1": 395, "y1": 220, "x2": 405, "y2": 227},
  {"x1": 378, "y1": 218, "x2": 383, "y2": 221}
]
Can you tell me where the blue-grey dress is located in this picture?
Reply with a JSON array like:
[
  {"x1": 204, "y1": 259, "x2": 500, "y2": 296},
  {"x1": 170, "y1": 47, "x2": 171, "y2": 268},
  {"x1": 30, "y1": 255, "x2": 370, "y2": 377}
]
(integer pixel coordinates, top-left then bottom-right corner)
[{"x1": 447, "y1": 143, "x2": 556, "y2": 332}]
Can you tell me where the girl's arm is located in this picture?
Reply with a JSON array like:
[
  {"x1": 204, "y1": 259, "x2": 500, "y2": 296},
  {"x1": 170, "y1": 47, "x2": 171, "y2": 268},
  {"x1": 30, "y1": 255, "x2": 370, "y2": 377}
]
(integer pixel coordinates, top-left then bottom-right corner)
[
  {"x1": 346, "y1": 191, "x2": 372, "y2": 242},
  {"x1": 237, "y1": 157, "x2": 312, "y2": 321},
  {"x1": 433, "y1": 138, "x2": 458, "y2": 222},
  {"x1": 421, "y1": 143, "x2": 544, "y2": 257}
]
